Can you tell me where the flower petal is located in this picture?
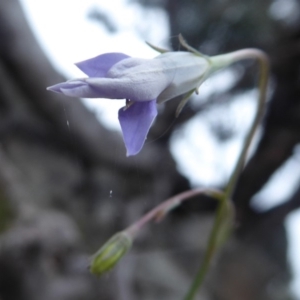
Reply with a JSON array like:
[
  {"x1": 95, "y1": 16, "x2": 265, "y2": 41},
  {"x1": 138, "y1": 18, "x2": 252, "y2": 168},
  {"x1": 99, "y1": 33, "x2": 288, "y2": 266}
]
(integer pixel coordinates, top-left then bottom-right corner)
[
  {"x1": 155, "y1": 52, "x2": 210, "y2": 103},
  {"x1": 47, "y1": 79, "x2": 103, "y2": 98},
  {"x1": 86, "y1": 76, "x2": 165, "y2": 101},
  {"x1": 118, "y1": 100, "x2": 157, "y2": 156},
  {"x1": 75, "y1": 53, "x2": 130, "y2": 77},
  {"x1": 48, "y1": 76, "x2": 161, "y2": 100}
]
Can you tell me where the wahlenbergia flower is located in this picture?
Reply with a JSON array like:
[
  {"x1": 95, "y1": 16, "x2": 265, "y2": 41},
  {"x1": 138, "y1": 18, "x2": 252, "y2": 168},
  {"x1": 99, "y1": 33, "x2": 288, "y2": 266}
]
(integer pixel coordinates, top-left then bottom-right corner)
[{"x1": 47, "y1": 48, "x2": 212, "y2": 156}]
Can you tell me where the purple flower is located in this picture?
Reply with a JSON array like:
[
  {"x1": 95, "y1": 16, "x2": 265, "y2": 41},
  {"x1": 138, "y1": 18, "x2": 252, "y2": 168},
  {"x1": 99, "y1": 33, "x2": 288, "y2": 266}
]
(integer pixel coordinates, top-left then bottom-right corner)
[{"x1": 47, "y1": 51, "x2": 210, "y2": 156}]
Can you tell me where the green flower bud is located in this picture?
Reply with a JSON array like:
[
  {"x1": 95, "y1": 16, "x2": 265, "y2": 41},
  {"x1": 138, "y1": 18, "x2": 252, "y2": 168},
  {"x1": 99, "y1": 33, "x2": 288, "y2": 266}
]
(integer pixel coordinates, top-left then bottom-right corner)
[{"x1": 89, "y1": 231, "x2": 132, "y2": 277}]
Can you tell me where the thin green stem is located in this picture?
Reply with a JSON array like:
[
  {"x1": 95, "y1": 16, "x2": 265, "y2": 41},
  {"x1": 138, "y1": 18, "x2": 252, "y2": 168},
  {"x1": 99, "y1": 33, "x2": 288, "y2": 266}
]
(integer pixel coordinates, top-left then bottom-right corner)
[
  {"x1": 126, "y1": 188, "x2": 224, "y2": 238},
  {"x1": 184, "y1": 49, "x2": 269, "y2": 300},
  {"x1": 184, "y1": 200, "x2": 228, "y2": 300},
  {"x1": 219, "y1": 50, "x2": 269, "y2": 200}
]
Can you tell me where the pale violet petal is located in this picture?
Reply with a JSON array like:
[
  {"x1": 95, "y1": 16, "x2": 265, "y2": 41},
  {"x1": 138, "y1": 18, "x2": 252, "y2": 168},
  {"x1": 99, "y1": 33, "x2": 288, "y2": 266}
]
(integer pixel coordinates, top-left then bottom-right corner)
[
  {"x1": 75, "y1": 53, "x2": 130, "y2": 77},
  {"x1": 47, "y1": 80, "x2": 105, "y2": 98},
  {"x1": 155, "y1": 52, "x2": 210, "y2": 103},
  {"x1": 49, "y1": 75, "x2": 164, "y2": 100},
  {"x1": 47, "y1": 82, "x2": 69, "y2": 93},
  {"x1": 118, "y1": 100, "x2": 157, "y2": 156},
  {"x1": 86, "y1": 74, "x2": 168, "y2": 101}
]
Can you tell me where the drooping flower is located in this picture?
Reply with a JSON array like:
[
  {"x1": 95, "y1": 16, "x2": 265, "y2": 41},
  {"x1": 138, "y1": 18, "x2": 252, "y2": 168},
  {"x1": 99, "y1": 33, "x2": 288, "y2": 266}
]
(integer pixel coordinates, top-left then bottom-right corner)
[{"x1": 47, "y1": 44, "x2": 213, "y2": 156}]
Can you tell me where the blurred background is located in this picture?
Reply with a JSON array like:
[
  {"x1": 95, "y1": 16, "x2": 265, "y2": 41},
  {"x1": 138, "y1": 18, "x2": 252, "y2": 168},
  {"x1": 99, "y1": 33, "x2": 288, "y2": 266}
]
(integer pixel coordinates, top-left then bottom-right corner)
[{"x1": 0, "y1": 0, "x2": 300, "y2": 299}]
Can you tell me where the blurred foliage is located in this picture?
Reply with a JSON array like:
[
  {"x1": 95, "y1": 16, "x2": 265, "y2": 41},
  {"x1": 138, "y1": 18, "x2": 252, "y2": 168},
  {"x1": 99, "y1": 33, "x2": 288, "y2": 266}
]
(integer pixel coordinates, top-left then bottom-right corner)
[
  {"x1": 0, "y1": 190, "x2": 14, "y2": 233},
  {"x1": 137, "y1": 0, "x2": 300, "y2": 51},
  {"x1": 88, "y1": 8, "x2": 118, "y2": 33}
]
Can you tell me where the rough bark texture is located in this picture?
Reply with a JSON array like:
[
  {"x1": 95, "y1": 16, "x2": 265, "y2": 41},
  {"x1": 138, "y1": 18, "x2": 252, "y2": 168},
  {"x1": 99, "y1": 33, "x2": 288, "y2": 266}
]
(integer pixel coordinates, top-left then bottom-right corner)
[{"x1": 0, "y1": 0, "x2": 299, "y2": 299}]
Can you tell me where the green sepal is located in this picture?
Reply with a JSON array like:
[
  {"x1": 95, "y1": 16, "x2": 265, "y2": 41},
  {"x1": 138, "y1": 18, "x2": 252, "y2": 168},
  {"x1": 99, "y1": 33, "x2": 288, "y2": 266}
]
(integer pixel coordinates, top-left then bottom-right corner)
[
  {"x1": 178, "y1": 34, "x2": 210, "y2": 59},
  {"x1": 145, "y1": 41, "x2": 169, "y2": 53},
  {"x1": 175, "y1": 89, "x2": 196, "y2": 117},
  {"x1": 90, "y1": 231, "x2": 132, "y2": 277}
]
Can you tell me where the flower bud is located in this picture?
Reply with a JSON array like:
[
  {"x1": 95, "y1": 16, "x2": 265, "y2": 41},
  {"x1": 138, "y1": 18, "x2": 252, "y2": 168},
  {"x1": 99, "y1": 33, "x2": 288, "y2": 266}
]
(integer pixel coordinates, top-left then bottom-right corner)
[{"x1": 89, "y1": 231, "x2": 132, "y2": 276}]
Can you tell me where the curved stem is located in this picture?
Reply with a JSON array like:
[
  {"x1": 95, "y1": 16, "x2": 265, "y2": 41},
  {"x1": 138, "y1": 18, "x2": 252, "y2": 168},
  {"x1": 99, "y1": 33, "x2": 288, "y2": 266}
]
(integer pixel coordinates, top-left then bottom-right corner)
[
  {"x1": 126, "y1": 188, "x2": 224, "y2": 238},
  {"x1": 213, "y1": 49, "x2": 269, "y2": 199},
  {"x1": 184, "y1": 49, "x2": 269, "y2": 300},
  {"x1": 184, "y1": 199, "x2": 228, "y2": 300}
]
